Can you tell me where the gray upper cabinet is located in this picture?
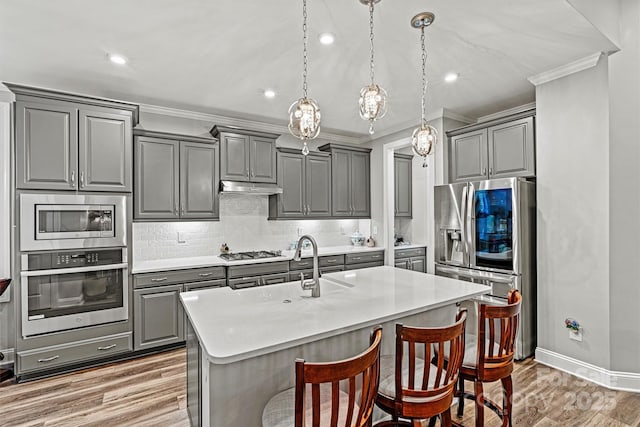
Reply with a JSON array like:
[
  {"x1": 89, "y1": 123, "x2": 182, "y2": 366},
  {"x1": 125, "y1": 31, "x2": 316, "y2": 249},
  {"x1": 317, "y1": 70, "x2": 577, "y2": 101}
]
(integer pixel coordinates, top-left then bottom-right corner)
[
  {"x1": 210, "y1": 126, "x2": 278, "y2": 184},
  {"x1": 134, "y1": 130, "x2": 219, "y2": 221},
  {"x1": 394, "y1": 154, "x2": 412, "y2": 218},
  {"x1": 269, "y1": 148, "x2": 331, "y2": 219},
  {"x1": 9, "y1": 84, "x2": 139, "y2": 192},
  {"x1": 318, "y1": 144, "x2": 372, "y2": 218},
  {"x1": 448, "y1": 110, "x2": 535, "y2": 183}
]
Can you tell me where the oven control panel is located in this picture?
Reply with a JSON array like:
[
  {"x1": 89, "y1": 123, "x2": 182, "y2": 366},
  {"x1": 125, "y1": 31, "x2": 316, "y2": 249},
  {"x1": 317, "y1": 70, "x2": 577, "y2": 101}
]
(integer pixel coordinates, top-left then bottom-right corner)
[{"x1": 24, "y1": 249, "x2": 124, "y2": 271}]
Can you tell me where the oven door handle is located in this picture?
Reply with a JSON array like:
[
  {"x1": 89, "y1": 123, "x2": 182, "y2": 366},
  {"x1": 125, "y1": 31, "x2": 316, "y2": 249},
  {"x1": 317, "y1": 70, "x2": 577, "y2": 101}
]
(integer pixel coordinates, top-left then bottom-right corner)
[{"x1": 21, "y1": 263, "x2": 128, "y2": 277}]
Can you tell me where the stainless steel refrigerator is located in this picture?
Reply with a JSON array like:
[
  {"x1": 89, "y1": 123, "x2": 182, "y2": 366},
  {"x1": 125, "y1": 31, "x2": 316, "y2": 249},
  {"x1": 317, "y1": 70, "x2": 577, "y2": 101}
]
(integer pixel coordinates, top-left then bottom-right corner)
[{"x1": 434, "y1": 177, "x2": 536, "y2": 359}]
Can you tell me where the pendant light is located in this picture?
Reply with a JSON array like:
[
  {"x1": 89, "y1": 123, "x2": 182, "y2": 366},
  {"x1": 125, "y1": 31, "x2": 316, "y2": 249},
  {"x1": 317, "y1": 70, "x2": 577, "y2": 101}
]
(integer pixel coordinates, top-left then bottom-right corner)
[
  {"x1": 288, "y1": 0, "x2": 321, "y2": 155},
  {"x1": 358, "y1": 0, "x2": 387, "y2": 135},
  {"x1": 410, "y1": 12, "x2": 438, "y2": 167}
]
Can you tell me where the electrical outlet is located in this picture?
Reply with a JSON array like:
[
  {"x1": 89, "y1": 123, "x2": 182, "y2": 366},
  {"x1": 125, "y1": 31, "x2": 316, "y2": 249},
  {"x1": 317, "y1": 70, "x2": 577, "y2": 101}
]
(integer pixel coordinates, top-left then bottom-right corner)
[
  {"x1": 569, "y1": 329, "x2": 583, "y2": 342},
  {"x1": 340, "y1": 226, "x2": 345, "y2": 235},
  {"x1": 372, "y1": 226, "x2": 378, "y2": 235},
  {"x1": 297, "y1": 227, "x2": 303, "y2": 237},
  {"x1": 177, "y1": 231, "x2": 186, "y2": 244}
]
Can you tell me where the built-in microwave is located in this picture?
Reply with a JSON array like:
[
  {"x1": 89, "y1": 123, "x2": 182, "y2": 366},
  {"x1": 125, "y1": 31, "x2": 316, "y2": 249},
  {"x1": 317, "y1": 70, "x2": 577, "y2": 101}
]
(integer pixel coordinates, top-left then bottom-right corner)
[{"x1": 20, "y1": 193, "x2": 126, "y2": 251}]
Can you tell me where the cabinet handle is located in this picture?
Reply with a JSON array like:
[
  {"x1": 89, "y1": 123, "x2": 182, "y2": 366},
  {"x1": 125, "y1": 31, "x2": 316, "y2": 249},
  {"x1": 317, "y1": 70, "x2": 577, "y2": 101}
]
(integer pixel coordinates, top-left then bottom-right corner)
[
  {"x1": 198, "y1": 273, "x2": 213, "y2": 277},
  {"x1": 352, "y1": 257, "x2": 361, "y2": 261},
  {"x1": 97, "y1": 344, "x2": 117, "y2": 351},
  {"x1": 489, "y1": 167, "x2": 493, "y2": 176},
  {"x1": 38, "y1": 355, "x2": 59, "y2": 363},
  {"x1": 482, "y1": 167, "x2": 487, "y2": 175},
  {"x1": 251, "y1": 169, "x2": 255, "y2": 178},
  {"x1": 181, "y1": 204, "x2": 185, "y2": 216},
  {"x1": 326, "y1": 259, "x2": 337, "y2": 263},
  {"x1": 151, "y1": 277, "x2": 168, "y2": 282},
  {"x1": 80, "y1": 171, "x2": 85, "y2": 188},
  {"x1": 372, "y1": 255, "x2": 381, "y2": 259},
  {"x1": 245, "y1": 168, "x2": 249, "y2": 178},
  {"x1": 70, "y1": 171, "x2": 75, "y2": 187},
  {"x1": 174, "y1": 203, "x2": 178, "y2": 216}
]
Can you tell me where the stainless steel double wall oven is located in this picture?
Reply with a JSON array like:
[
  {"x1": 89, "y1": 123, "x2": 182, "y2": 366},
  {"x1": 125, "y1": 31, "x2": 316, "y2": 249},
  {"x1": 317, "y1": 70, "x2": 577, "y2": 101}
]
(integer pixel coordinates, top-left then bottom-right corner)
[{"x1": 19, "y1": 193, "x2": 128, "y2": 336}]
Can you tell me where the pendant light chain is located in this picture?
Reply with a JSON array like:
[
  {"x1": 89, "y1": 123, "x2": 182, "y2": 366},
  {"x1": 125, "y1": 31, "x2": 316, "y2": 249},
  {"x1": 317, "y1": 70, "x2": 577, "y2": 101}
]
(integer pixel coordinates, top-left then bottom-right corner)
[
  {"x1": 302, "y1": 0, "x2": 309, "y2": 98},
  {"x1": 369, "y1": 0, "x2": 375, "y2": 85},
  {"x1": 420, "y1": 25, "x2": 427, "y2": 126}
]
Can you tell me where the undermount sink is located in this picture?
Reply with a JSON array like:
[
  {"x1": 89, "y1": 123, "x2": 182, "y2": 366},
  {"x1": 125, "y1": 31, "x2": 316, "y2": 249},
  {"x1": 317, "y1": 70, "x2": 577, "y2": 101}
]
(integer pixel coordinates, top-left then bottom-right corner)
[{"x1": 234, "y1": 278, "x2": 350, "y2": 304}]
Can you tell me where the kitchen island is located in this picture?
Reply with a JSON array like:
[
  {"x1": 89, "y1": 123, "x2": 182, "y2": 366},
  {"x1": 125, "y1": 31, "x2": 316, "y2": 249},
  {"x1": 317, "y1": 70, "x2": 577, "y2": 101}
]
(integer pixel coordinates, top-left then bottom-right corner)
[{"x1": 180, "y1": 265, "x2": 489, "y2": 426}]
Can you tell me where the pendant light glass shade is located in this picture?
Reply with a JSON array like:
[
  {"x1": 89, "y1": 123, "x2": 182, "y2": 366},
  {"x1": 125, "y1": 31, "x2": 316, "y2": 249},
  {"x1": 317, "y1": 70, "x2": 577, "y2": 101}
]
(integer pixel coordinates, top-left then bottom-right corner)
[
  {"x1": 289, "y1": 0, "x2": 320, "y2": 155},
  {"x1": 358, "y1": 0, "x2": 387, "y2": 135},
  {"x1": 410, "y1": 12, "x2": 436, "y2": 167}
]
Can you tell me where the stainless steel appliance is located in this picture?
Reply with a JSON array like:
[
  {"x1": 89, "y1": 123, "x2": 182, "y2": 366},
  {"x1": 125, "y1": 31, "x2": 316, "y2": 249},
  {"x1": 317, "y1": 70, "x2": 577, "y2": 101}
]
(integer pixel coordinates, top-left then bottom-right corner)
[
  {"x1": 434, "y1": 177, "x2": 536, "y2": 359},
  {"x1": 20, "y1": 193, "x2": 126, "y2": 251},
  {"x1": 20, "y1": 248, "x2": 128, "y2": 336}
]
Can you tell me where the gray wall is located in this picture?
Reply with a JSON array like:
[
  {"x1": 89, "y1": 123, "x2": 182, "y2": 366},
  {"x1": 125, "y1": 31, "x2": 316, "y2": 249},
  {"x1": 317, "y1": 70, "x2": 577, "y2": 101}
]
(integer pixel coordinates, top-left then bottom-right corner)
[
  {"x1": 609, "y1": 0, "x2": 640, "y2": 372},
  {"x1": 535, "y1": 57, "x2": 611, "y2": 369}
]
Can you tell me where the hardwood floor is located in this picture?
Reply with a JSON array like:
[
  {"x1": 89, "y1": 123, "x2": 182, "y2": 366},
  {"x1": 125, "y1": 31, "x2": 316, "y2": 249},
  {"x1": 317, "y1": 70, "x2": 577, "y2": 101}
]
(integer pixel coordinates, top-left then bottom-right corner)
[{"x1": 1, "y1": 350, "x2": 639, "y2": 426}]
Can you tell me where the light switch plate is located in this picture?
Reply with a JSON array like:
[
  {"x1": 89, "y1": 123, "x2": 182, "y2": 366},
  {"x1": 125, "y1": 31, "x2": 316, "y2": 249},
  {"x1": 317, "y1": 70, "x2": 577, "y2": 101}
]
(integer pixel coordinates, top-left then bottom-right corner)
[
  {"x1": 177, "y1": 231, "x2": 187, "y2": 244},
  {"x1": 569, "y1": 329, "x2": 583, "y2": 342},
  {"x1": 372, "y1": 226, "x2": 378, "y2": 235}
]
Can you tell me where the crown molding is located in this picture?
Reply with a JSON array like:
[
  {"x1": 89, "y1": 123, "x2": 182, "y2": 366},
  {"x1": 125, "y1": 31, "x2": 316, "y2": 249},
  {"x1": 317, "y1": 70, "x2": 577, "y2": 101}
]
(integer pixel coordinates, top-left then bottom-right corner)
[
  {"x1": 528, "y1": 52, "x2": 603, "y2": 86},
  {"x1": 139, "y1": 103, "x2": 362, "y2": 145},
  {"x1": 441, "y1": 108, "x2": 475, "y2": 125},
  {"x1": 476, "y1": 102, "x2": 536, "y2": 123}
]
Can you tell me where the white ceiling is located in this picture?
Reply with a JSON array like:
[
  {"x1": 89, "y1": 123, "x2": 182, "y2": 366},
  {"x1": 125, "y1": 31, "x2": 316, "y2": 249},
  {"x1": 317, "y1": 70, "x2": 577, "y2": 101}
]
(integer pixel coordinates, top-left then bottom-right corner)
[{"x1": 0, "y1": 0, "x2": 616, "y2": 138}]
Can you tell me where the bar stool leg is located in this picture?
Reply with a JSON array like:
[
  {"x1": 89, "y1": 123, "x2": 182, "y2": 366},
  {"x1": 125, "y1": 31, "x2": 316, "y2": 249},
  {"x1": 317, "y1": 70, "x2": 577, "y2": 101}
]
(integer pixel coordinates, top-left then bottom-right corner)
[
  {"x1": 474, "y1": 380, "x2": 485, "y2": 427},
  {"x1": 501, "y1": 375, "x2": 513, "y2": 427},
  {"x1": 441, "y1": 408, "x2": 453, "y2": 427},
  {"x1": 427, "y1": 417, "x2": 437, "y2": 427},
  {"x1": 456, "y1": 376, "x2": 465, "y2": 418}
]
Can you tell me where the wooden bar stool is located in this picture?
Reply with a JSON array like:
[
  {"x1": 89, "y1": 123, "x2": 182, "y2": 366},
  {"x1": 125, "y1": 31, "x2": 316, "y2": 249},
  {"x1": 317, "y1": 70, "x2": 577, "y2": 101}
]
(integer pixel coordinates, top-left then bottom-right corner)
[
  {"x1": 374, "y1": 309, "x2": 468, "y2": 427},
  {"x1": 455, "y1": 289, "x2": 521, "y2": 427},
  {"x1": 262, "y1": 326, "x2": 383, "y2": 427}
]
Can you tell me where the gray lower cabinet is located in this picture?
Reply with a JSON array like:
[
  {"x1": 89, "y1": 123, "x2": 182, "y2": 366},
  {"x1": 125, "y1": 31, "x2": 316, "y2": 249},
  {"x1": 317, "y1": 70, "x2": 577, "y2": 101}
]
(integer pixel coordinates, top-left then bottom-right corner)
[
  {"x1": 269, "y1": 148, "x2": 331, "y2": 219},
  {"x1": 227, "y1": 261, "x2": 289, "y2": 289},
  {"x1": 13, "y1": 92, "x2": 136, "y2": 192},
  {"x1": 344, "y1": 251, "x2": 384, "y2": 270},
  {"x1": 318, "y1": 144, "x2": 371, "y2": 218},
  {"x1": 394, "y1": 247, "x2": 427, "y2": 273},
  {"x1": 394, "y1": 154, "x2": 412, "y2": 218},
  {"x1": 448, "y1": 111, "x2": 535, "y2": 183},
  {"x1": 210, "y1": 126, "x2": 278, "y2": 184},
  {"x1": 134, "y1": 130, "x2": 219, "y2": 221},
  {"x1": 134, "y1": 284, "x2": 185, "y2": 351}
]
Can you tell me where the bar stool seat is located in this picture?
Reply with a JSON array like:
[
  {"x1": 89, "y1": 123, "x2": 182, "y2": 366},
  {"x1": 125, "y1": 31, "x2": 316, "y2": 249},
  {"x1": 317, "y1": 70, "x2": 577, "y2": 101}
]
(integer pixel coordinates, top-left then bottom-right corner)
[
  {"x1": 377, "y1": 355, "x2": 446, "y2": 403},
  {"x1": 262, "y1": 384, "x2": 359, "y2": 426}
]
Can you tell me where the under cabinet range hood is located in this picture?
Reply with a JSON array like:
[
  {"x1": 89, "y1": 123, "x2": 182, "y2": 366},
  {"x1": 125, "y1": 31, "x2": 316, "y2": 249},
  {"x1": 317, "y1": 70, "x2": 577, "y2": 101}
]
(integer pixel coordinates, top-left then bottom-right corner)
[{"x1": 220, "y1": 180, "x2": 283, "y2": 195}]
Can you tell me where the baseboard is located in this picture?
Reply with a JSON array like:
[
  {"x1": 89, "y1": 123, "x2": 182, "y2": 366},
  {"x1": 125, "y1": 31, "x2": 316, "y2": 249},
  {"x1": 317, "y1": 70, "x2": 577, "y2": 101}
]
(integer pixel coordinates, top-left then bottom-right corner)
[{"x1": 536, "y1": 347, "x2": 640, "y2": 392}]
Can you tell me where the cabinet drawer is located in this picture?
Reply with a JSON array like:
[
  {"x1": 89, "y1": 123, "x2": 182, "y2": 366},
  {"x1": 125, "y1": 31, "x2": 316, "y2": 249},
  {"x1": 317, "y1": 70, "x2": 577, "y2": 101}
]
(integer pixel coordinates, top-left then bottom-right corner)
[
  {"x1": 289, "y1": 258, "x2": 314, "y2": 271},
  {"x1": 290, "y1": 270, "x2": 312, "y2": 281},
  {"x1": 319, "y1": 254, "x2": 345, "y2": 268},
  {"x1": 228, "y1": 277, "x2": 261, "y2": 289},
  {"x1": 344, "y1": 261, "x2": 384, "y2": 271},
  {"x1": 262, "y1": 273, "x2": 290, "y2": 286},
  {"x1": 18, "y1": 333, "x2": 132, "y2": 373},
  {"x1": 227, "y1": 261, "x2": 289, "y2": 279},
  {"x1": 183, "y1": 279, "x2": 227, "y2": 292},
  {"x1": 134, "y1": 266, "x2": 226, "y2": 289},
  {"x1": 394, "y1": 247, "x2": 426, "y2": 259},
  {"x1": 345, "y1": 251, "x2": 384, "y2": 265},
  {"x1": 320, "y1": 265, "x2": 345, "y2": 275}
]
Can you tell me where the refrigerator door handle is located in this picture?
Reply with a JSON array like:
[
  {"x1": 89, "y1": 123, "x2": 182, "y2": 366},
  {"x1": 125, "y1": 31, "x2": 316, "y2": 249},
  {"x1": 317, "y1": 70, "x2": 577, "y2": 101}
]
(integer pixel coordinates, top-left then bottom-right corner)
[
  {"x1": 465, "y1": 183, "x2": 475, "y2": 267},
  {"x1": 460, "y1": 185, "x2": 468, "y2": 259}
]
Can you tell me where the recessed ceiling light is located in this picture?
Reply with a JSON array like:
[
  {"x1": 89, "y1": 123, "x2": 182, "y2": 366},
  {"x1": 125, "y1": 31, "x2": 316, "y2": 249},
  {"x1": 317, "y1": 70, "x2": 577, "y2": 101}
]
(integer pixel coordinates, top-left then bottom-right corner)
[
  {"x1": 108, "y1": 54, "x2": 127, "y2": 65},
  {"x1": 318, "y1": 33, "x2": 335, "y2": 45},
  {"x1": 264, "y1": 89, "x2": 276, "y2": 99},
  {"x1": 444, "y1": 72, "x2": 459, "y2": 83}
]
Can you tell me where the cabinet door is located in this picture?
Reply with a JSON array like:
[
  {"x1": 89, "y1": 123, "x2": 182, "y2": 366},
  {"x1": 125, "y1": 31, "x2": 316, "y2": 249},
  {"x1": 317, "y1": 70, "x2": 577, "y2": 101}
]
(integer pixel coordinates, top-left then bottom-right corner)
[
  {"x1": 134, "y1": 137, "x2": 180, "y2": 220},
  {"x1": 134, "y1": 284, "x2": 185, "y2": 351},
  {"x1": 351, "y1": 151, "x2": 370, "y2": 217},
  {"x1": 250, "y1": 136, "x2": 277, "y2": 183},
  {"x1": 488, "y1": 116, "x2": 535, "y2": 179},
  {"x1": 276, "y1": 151, "x2": 305, "y2": 218},
  {"x1": 180, "y1": 142, "x2": 219, "y2": 219},
  {"x1": 79, "y1": 108, "x2": 132, "y2": 192},
  {"x1": 15, "y1": 100, "x2": 78, "y2": 190},
  {"x1": 306, "y1": 155, "x2": 331, "y2": 217},
  {"x1": 220, "y1": 133, "x2": 250, "y2": 181},
  {"x1": 450, "y1": 129, "x2": 488, "y2": 183},
  {"x1": 331, "y1": 149, "x2": 352, "y2": 216},
  {"x1": 395, "y1": 259, "x2": 409, "y2": 270},
  {"x1": 394, "y1": 156, "x2": 412, "y2": 217},
  {"x1": 409, "y1": 257, "x2": 426, "y2": 273}
]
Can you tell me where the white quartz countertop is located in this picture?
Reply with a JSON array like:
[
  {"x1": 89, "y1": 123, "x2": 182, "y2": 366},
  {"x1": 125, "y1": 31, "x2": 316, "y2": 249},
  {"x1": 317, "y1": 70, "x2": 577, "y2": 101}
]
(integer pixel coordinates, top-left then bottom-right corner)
[
  {"x1": 131, "y1": 245, "x2": 386, "y2": 274},
  {"x1": 393, "y1": 243, "x2": 427, "y2": 250},
  {"x1": 180, "y1": 266, "x2": 488, "y2": 364}
]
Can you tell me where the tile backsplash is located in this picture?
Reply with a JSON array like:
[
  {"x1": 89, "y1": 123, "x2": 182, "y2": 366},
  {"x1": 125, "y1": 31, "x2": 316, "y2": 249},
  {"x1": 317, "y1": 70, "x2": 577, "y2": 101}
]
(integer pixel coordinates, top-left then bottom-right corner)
[{"x1": 133, "y1": 194, "x2": 371, "y2": 261}]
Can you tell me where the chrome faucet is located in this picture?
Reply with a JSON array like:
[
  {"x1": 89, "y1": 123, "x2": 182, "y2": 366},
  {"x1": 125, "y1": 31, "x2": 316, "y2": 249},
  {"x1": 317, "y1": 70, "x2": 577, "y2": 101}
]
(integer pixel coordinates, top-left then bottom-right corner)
[{"x1": 294, "y1": 234, "x2": 320, "y2": 297}]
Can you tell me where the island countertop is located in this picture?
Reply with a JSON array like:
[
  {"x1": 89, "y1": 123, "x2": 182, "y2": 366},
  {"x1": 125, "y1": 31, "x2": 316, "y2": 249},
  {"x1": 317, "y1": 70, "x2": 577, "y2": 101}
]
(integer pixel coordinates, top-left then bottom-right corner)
[{"x1": 180, "y1": 266, "x2": 489, "y2": 365}]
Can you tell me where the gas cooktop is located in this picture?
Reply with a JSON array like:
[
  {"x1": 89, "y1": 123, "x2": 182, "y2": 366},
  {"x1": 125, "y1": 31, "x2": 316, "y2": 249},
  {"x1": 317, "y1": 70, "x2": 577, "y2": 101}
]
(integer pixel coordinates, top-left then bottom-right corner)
[{"x1": 219, "y1": 250, "x2": 282, "y2": 261}]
